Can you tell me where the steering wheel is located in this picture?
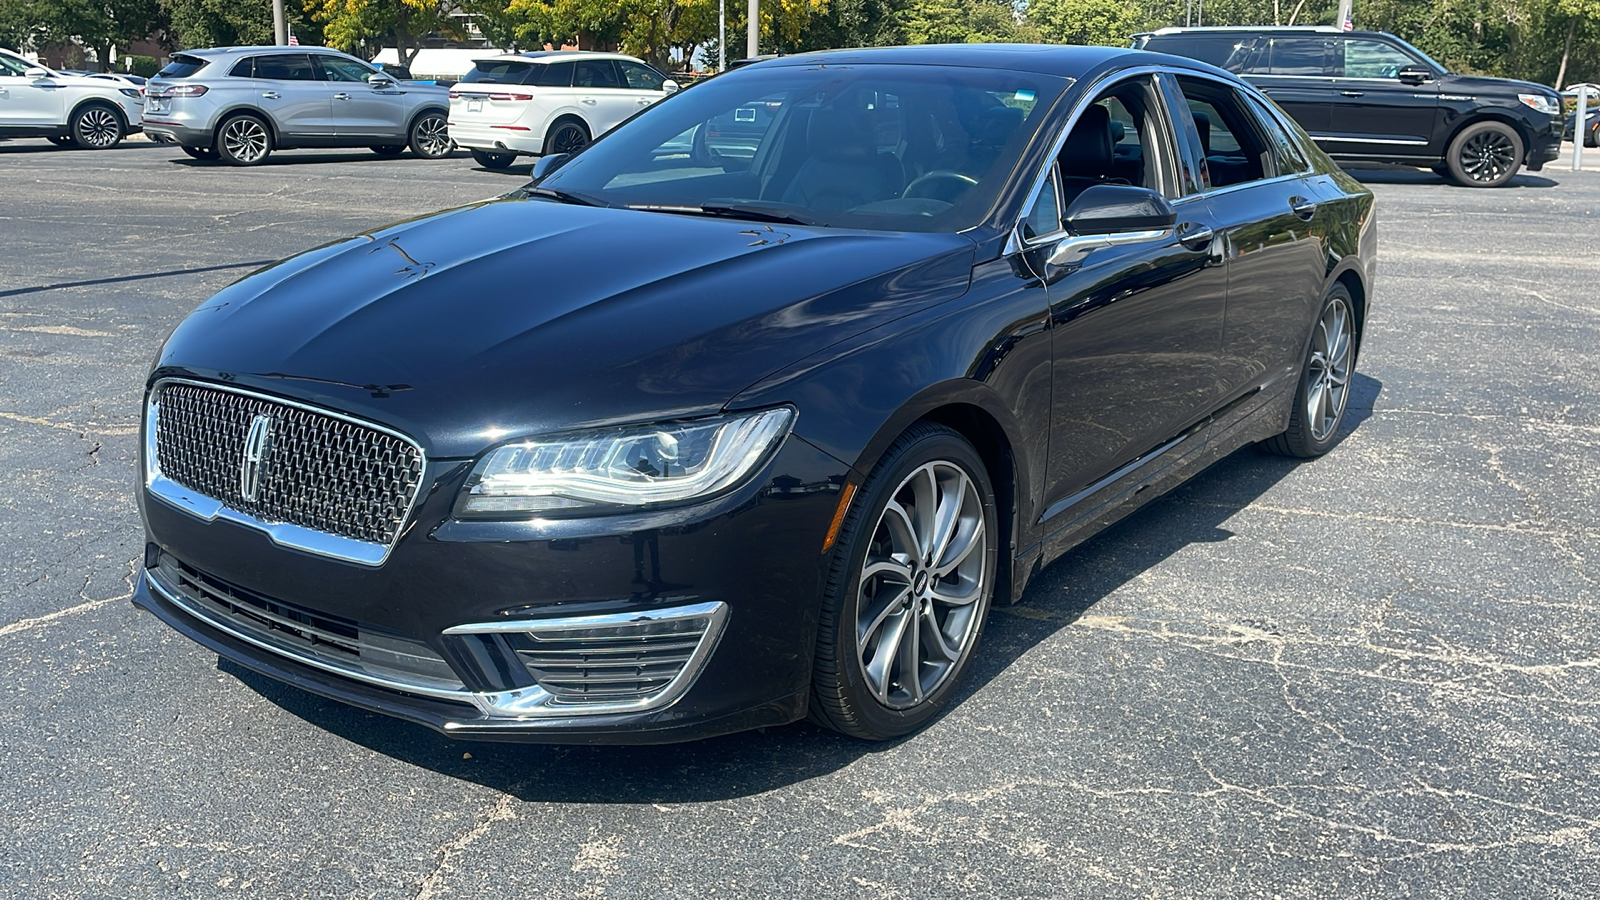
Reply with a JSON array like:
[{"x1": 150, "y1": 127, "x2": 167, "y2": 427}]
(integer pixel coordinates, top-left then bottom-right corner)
[{"x1": 903, "y1": 170, "x2": 979, "y2": 203}]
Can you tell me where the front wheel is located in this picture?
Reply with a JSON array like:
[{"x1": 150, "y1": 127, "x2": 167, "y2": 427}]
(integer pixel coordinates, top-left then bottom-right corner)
[
  {"x1": 470, "y1": 148, "x2": 516, "y2": 169},
  {"x1": 70, "y1": 104, "x2": 125, "y2": 149},
  {"x1": 810, "y1": 423, "x2": 998, "y2": 740},
  {"x1": 408, "y1": 111, "x2": 451, "y2": 159},
  {"x1": 1446, "y1": 121, "x2": 1523, "y2": 187},
  {"x1": 1262, "y1": 284, "x2": 1359, "y2": 458}
]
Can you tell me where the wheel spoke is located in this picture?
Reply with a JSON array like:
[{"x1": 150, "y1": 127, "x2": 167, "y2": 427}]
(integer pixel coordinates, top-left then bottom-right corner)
[
  {"x1": 919, "y1": 602, "x2": 959, "y2": 663},
  {"x1": 925, "y1": 471, "x2": 967, "y2": 571},
  {"x1": 931, "y1": 517, "x2": 981, "y2": 578},
  {"x1": 881, "y1": 501, "x2": 919, "y2": 558},
  {"x1": 898, "y1": 604, "x2": 923, "y2": 704},
  {"x1": 862, "y1": 608, "x2": 909, "y2": 704},
  {"x1": 929, "y1": 581, "x2": 982, "y2": 607},
  {"x1": 908, "y1": 466, "x2": 938, "y2": 561},
  {"x1": 858, "y1": 585, "x2": 910, "y2": 648}
]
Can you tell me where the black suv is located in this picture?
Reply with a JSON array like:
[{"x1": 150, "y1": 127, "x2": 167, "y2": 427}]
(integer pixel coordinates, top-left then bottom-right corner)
[{"x1": 1133, "y1": 27, "x2": 1563, "y2": 186}]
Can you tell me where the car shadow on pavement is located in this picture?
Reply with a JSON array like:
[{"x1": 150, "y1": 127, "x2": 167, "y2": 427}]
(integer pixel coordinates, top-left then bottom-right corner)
[
  {"x1": 1345, "y1": 165, "x2": 1559, "y2": 189},
  {"x1": 167, "y1": 150, "x2": 466, "y2": 167},
  {"x1": 0, "y1": 141, "x2": 162, "y2": 154},
  {"x1": 227, "y1": 373, "x2": 1383, "y2": 802}
]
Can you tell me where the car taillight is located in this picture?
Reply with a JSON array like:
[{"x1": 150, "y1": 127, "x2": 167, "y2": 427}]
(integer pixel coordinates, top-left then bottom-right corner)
[
  {"x1": 163, "y1": 84, "x2": 208, "y2": 97},
  {"x1": 449, "y1": 91, "x2": 462, "y2": 99},
  {"x1": 489, "y1": 93, "x2": 533, "y2": 101}
]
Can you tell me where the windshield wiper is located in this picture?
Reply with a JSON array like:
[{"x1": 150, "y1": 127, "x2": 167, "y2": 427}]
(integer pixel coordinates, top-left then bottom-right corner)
[
  {"x1": 525, "y1": 186, "x2": 616, "y2": 208},
  {"x1": 628, "y1": 202, "x2": 818, "y2": 226}
]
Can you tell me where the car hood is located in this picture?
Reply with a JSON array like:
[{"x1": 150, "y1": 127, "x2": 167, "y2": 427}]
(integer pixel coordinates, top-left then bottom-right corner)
[
  {"x1": 153, "y1": 196, "x2": 975, "y2": 458},
  {"x1": 1444, "y1": 73, "x2": 1558, "y2": 101}
]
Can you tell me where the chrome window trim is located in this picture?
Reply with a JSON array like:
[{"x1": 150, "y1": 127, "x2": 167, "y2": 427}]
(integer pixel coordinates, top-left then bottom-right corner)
[
  {"x1": 1311, "y1": 134, "x2": 1429, "y2": 145},
  {"x1": 144, "y1": 377, "x2": 428, "y2": 567}
]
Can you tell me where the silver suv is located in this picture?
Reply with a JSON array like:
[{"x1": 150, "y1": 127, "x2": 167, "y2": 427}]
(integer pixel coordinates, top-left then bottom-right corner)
[{"x1": 142, "y1": 46, "x2": 451, "y2": 166}]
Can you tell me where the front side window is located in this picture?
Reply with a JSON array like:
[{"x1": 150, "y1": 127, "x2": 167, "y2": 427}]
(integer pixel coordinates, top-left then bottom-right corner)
[
  {"x1": 252, "y1": 54, "x2": 317, "y2": 81},
  {"x1": 537, "y1": 64, "x2": 1068, "y2": 233},
  {"x1": 619, "y1": 61, "x2": 666, "y2": 92},
  {"x1": 318, "y1": 56, "x2": 376, "y2": 83},
  {"x1": 1174, "y1": 76, "x2": 1273, "y2": 189},
  {"x1": 1339, "y1": 39, "x2": 1421, "y2": 79},
  {"x1": 575, "y1": 60, "x2": 622, "y2": 89},
  {"x1": 0, "y1": 52, "x2": 31, "y2": 77}
]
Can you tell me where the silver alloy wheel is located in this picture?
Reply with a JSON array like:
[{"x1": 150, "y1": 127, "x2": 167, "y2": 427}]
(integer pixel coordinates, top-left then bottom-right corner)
[
  {"x1": 854, "y1": 460, "x2": 988, "y2": 710},
  {"x1": 222, "y1": 117, "x2": 269, "y2": 164},
  {"x1": 75, "y1": 107, "x2": 121, "y2": 148},
  {"x1": 1305, "y1": 296, "x2": 1353, "y2": 442},
  {"x1": 1459, "y1": 129, "x2": 1516, "y2": 183},
  {"x1": 414, "y1": 114, "x2": 450, "y2": 157}
]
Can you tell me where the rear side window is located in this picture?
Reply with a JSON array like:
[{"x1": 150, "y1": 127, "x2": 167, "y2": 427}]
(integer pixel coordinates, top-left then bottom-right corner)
[
  {"x1": 253, "y1": 54, "x2": 317, "y2": 81},
  {"x1": 1174, "y1": 76, "x2": 1273, "y2": 189},
  {"x1": 158, "y1": 55, "x2": 209, "y2": 78},
  {"x1": 461, "y1": 61, "x2": 533, "y2": 84},
  {"x1": 534, "y1": 61, "x2": 575, "y2": 87},
  {"x1": 1247, "y1": 95, "x2": 1310, "y2": 175},
  {"x1": 618, "y1": 61, "x2": 665, "y2": 91},
  {"x1": 575, "y1": 60, "x2": 622, "y2": 89}
]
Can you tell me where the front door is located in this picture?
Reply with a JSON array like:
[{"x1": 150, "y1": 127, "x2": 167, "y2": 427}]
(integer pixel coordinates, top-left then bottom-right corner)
[
  {"x1": 1324, "y1": 37, "x2": 1440, "y2": 157},
  {"x1": 0, "y1": 54, "x2": 64, "y2": 127},
  {"x1": 316, "y1": 54, "x2": 405, "y2": 140}
]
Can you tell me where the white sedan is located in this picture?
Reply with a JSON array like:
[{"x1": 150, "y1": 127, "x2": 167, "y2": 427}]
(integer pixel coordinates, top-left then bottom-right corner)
[{"x1": 448, "y1": 51, "x2": 677, "y2": 169}]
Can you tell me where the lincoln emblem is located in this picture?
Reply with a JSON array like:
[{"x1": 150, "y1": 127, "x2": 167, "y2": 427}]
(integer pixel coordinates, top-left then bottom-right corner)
[{"x1": 239, "y1": 414, "x2": 275, "y2": 502}]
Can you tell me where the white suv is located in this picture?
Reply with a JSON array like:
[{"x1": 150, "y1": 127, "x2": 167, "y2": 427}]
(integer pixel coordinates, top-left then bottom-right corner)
[
  {"x1": 0, "y1": 48, "x2": 144, "y2": 149},
  {"x1": 448, "y1": 51, "x2": 677, "y2": 168}
]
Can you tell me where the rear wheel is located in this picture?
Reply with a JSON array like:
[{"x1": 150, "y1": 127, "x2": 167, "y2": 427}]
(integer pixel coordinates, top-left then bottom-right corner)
[
  {"x1": 371, "y1": 145, "x2": 405, "y2": 156},
  {"x1": 70, "y1": 104, "x2": 125, "y2": 149},
  {"x1": 470, "y1": 148, "x2": 516, "y2": 169},
  {"x1": 1262, "y1": 284, "x2": 1358, "y2": 458},
  {"x1": 543, "y1": 118, "x2": 590, "y2": 156},
  {"x1": 181, "y1": 146, "x2": 218, "y2": 160},
  {"x1": 1446, "y1": 121, "x2": 1523, "y2": 187},
  {"x1": 215, "y1": 114, "x2": 272, "y2": 166},
  {"x1": 408, "y1": 110, "x2": 451, "y2": 159},
  {"x1": 810, "y1": 423, "x2": 998, "y2": 741}
]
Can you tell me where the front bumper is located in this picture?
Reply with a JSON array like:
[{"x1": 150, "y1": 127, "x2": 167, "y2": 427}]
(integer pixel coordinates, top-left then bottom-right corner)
[
  {"x1": 134, "y1": 432, "x2": 848, "y2": 743},
  {"x1": 1527, "y1": 118, "x2": 1563, "y2": 169}
]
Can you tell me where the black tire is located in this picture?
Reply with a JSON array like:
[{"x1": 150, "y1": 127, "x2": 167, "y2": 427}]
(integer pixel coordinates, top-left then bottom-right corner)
[
  {"x1": 407, "y1": 110, "x2": 451, "y2": 159},
  {"x1": 181, "y1": 146, "x2": 218, "y2": 160},
  {"x1": 69, "y1": 103, "x2": 125, "y2": 149},
  {"x1": 215, "y1": 113, "x2": 272, "y2": 166},
  {"x1": 371, "y1": 145, "x2": 406, "y2": 156},
  {"x1": 543, "y1": 117, "x2": 590, "y2": 156},
  {"x1": 810, "y1": 422, "x2": 999, "y2": 741},
  {"x1": 470, "y1": 148, "x2": 516, "y2": 169},
  {"x1": 1587, "y1": 122, "x2": 1599, "y2": 149},
  {"x1": 1262, "y1": 283, "x2": 1359, "y2": 458},
  {"x1": 1446, "y1": 121, "x2": 1523, "y2": 187},
  {"x1": 47, "y1": 135, "x2": 75, "y2": 147}
]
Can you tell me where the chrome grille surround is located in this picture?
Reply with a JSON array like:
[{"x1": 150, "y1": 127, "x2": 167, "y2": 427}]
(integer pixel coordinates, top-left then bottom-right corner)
[
  {"x1": 144, "y1": 378, "x2": 427, "y2": 566},
  {"x1": 444, "y1": 602, "x2": 730, "y2": 717}
]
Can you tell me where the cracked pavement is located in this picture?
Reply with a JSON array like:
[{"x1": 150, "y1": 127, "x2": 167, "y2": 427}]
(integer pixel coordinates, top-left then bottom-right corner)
[{"x1": 2, "y1": 139, "x2": 1598, "y2": 898}]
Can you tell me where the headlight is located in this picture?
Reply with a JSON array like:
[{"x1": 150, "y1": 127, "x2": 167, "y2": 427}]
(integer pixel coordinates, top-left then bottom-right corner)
[
  {"x1": 1518, "y1": 93, "x2": 1559, "y2": 116},
  {"x1": 456, "y1": 407, "x2": 795, "y2": 517}
]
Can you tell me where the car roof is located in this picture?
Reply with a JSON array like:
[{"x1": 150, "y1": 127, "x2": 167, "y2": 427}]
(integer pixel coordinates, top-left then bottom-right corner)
[
  {"x1": 472, "y1": 51, "x2": 645, "y2": 65},
  {"x1": 1139, "y1": 26, "x2": 1393, "y2": 38},
  {"x1": 176, "y1": 46, "x2": 353, "y2": 58},
  {"x1": 754, "y1": 43, "x2": 1182, "y2": 78}
]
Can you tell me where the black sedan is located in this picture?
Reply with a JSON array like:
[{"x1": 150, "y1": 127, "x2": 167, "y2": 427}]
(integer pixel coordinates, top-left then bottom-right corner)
[{"x1": 135, "y1": 45, "x2": 1376, "y2": 744}]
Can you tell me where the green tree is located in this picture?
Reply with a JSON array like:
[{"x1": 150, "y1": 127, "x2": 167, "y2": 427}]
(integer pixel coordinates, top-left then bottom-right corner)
[
  {"x1": 160, "y1": 0, "x2": 276, "y2": 48},
  {"x1": 308, "y1": 0, "x2": 460, "y2": 65},
  {"x1": 1025, "y1": 0, "x2": 1141, "y2": 46},
  {"x1": 0, "y1": 0, "x2": 164, "y2": 68},
  {"x1": 901, "y1": 0, "x2": 1037, "y2": 44}
]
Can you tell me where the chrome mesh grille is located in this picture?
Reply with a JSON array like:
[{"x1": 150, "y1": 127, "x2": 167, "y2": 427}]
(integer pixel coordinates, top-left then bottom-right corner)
[
  {"x1": 153, "y1": 382, "x2": 424, "y2": 547},
  {"x1": 507, "y1": 619, "x2": 712, "y2": 704}
]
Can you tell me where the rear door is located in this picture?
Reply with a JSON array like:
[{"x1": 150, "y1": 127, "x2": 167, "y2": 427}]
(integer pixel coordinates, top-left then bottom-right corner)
[
  {"x1": 315, "y1": 54, "x2": 405, "y2": 140},
  {"x1": 573, "y1": 59, "x2": 635, "y2": 135},
  {"x1": 1324, "y1": 36, "x2": 1440, "y2": 156},
  {"x1": 1239, "y1": 35, "x2": 1336, "y2": 139},
  {"x1": 251, "y1": 53, "x2": 333, "y2": 138},
  {"x1": 0, "y1": 53, "x2": 65, "y2": 126}
]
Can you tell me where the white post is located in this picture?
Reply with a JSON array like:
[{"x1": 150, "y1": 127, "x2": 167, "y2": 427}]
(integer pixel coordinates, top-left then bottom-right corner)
[
  {"x1": 272, "y1": 0, "x2": 287, "y2": 46},
  {"x1": 719, "y1": 0, "x2": 726, "y2": 71},
  {"x1": 747, "y1": 0, "x2": 758, "y2": 61},
  {"x1": 1574, "y1": 88, "x2": 1589, "y2": 171}
]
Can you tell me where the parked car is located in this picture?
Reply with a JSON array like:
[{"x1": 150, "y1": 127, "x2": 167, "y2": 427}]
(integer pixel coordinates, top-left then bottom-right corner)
[
  {"x1": 86, "y1": 72, "x2": 148, "y2": 90},
  {"x1": 0, "y1": 47, "x2": 144, "y2": 148},
  {"x1": 141, "y1": 46, "x2": 451, "y2": 165},
  {"x1": 370, "y1": 61, "x2": 415, "y2": 81},
  {"x1": 1566, "y1": 106, "x2": 1599, "y2": 147},
  {"x1": 134, "y1": 44, "x2": 1375, "y2": 744},
  {"x1": 447, "y1": 51, "x2": 677, "y2": 169},
  {"x1": 1133, "y1": 26, "x2": 1564, "y2": 187}
]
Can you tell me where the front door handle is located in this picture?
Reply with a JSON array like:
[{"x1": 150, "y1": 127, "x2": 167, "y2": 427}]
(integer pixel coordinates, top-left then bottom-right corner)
[
  {"x1": 1339, "y1": 90, "x2": 1365, "y2": 98},
  {"x1": 1177, "y1": 222, "x2": 1215, "y2": 250},
  {"x1": 333, "y1": 92, "x2": 351, "y2": 101},
  {"x1": 1289, "y1": 196, "x2": 1317, "y2": 220},
  {"x1": 261, "y1": 91, "x2": 280, "y2": 100}
]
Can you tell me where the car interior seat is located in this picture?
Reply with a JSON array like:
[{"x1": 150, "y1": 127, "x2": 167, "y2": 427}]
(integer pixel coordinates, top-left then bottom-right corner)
[{"x1": 779, "y1": 106, "x2": 904, "y2": 211}]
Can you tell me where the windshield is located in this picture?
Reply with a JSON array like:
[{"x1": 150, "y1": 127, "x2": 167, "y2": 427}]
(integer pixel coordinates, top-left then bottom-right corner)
[{"x1": 537, "y1": 63, "x2": 1070, "y2": 233}]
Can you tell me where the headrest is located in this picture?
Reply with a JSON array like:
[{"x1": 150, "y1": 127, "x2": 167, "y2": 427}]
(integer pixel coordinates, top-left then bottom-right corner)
[
  {"x1": 973, "y1": 105, "x2": 1025, "y2": 148},
  {"x1": 1191, "y1": 110, "x2": 1211, "y2": 155},
  {"x1": 807, "y1": 107, "x2": 875, "y2": 163},
  {"x1": 1060, "y1": 104, "x2": 1113, "y2": 178}
]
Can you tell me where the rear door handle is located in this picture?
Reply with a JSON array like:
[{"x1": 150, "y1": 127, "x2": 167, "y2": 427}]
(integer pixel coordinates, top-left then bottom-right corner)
[
  {"x1": 261, "y1": 91, "x2": 279, "y2": 100},
  {"x1": 1339, "y1": 90, "x2": 1364, "y2": 98},
  {"x1": 1177, "y1": 222, "x2": 1215, "y2": 250},
  {"x1": 1289, "y1": 196, "x2": 1317, "y2": 220}
]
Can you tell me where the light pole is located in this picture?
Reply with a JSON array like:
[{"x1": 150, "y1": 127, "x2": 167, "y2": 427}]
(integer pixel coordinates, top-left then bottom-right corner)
[
  {"x1": 747, "y1": 0, "x2": 758, "y2": 61},
  {"x1": 719, "y1": 0, "x2": 726, "y2": 71},
  {"x1": 272, "y1": 0, "x2": 287, "y2": 45},
  {"x1": 1574, "y1": 87, "x2": 1590, "y2": 171}
]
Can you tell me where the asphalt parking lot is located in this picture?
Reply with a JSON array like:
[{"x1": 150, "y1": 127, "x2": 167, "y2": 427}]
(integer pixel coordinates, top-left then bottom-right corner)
[{"x1": 3, "y1": 137, "x2": 1599, "y2": 898}]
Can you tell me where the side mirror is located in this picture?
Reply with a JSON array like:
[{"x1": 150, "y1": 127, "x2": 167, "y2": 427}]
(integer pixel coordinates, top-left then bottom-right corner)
[
  {"x1": 530, "y1": 153, "x2": 570, "y2": 182},
  {"x1": 663, "y1": 79, "x2": 681, "y2": 94},
  {"x1": 1049, "y1": 185, "x2": 1177, "y2": 267},
  {"x1": 1397, "y1": 66, "x2": 1432, "y2": 85},
  {"x1": 24, "y1": 67, "x2": 51, "y2": 79},
  {"x1": 368, "y1": 73, "x2": 395, "y2": 88}
]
